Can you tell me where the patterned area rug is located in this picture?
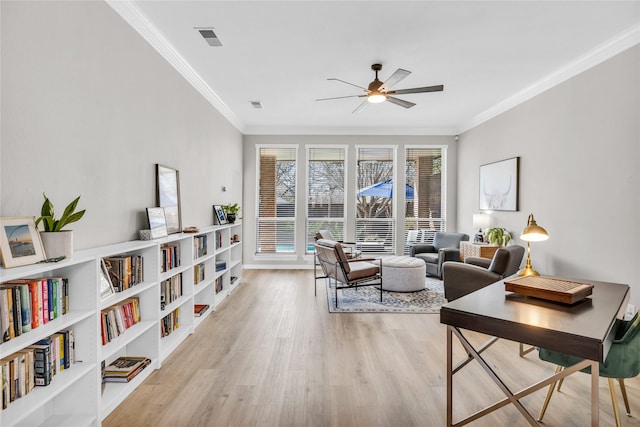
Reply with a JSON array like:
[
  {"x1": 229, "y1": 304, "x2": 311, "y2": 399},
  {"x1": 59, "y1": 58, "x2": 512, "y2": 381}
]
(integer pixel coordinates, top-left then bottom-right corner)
[{"x1": 326, "y1": 277, "x2": 447, "y2": 313}]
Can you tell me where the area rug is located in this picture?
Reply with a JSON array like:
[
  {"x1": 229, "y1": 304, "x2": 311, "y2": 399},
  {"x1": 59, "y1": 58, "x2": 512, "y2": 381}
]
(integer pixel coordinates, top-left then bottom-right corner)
[{"x1": 326, "y1": 277, "x2": 447, "y2": 313}]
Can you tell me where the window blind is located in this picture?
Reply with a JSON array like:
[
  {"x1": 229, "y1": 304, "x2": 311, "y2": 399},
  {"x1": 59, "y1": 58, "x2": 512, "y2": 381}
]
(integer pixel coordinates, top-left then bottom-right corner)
[
  {"x1": 256, "y1": 147, "x2": 297, "y2": 254},
  {"x1": 307, "y1": 147, "x2": 346, "y2": 253}
]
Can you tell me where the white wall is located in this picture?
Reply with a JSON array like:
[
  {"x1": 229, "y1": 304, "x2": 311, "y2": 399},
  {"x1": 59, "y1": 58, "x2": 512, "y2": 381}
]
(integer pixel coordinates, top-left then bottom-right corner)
[
  {"x1": 1, "y1": 1, "x2": 243, "y2": 250},
  {"x1": 242, "y1": 134, "x2": 457, "y2": 268},
  {"x1": 457, "y1": 45, "x2": 640, "y2": 307}
]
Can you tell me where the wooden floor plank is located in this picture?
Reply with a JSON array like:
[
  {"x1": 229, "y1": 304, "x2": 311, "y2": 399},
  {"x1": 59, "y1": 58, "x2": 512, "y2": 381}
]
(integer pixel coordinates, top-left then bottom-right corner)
[{"x1": 103, "y1": 269, "x2": 640, "y2": 427}]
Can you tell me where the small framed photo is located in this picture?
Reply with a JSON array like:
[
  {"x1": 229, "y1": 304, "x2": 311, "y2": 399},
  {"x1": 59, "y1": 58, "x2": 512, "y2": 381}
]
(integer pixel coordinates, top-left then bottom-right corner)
[
  {"x1": 0, "y1": 216, "x2": 46, "y2": 268},
  {"x1": 99, "y1": 258, "x2": 116, "y2": 300},
  {"x1": 213, "y1": 205, "x2": 227, "y2": 225},
  {"x1": 146, "y1": 207, "x2": 168, "y2": 239}
]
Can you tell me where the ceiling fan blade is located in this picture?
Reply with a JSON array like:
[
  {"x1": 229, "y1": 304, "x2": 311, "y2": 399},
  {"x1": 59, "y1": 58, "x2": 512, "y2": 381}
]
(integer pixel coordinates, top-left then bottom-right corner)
[
  {"x1": 387, "y1": 96, "x2": 416, "y2": 109},
  {"x1": 327, "y1": 78, "x2": 367, "y2": 90},
  {"x1": 379, "y1": 68, "x2": 411, "y2": 92},
  {"x1": 352, "y1": 100, "x2": 370, "y2": 114},
  {"x1": 387, "y1": 85, "x2": 444, "y2": 95},
  {"x1": 316, "y1": 94, "x2": 366, "y2": 102}
]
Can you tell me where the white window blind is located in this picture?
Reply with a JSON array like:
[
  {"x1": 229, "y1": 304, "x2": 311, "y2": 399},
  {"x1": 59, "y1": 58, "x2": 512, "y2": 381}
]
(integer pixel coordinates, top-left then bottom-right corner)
[
  {"x1": 307, "y1": 147, "x2": 346, "y2": 253},
  {"x1": 355, "y1": 147, "x2": 395, "y2": 254},
  {"x1": 256, "y1": 147, "x2": 296, "y2": 254},
  {"x1": 404, "y1": 147, "x2": 445, "y2": 254}
]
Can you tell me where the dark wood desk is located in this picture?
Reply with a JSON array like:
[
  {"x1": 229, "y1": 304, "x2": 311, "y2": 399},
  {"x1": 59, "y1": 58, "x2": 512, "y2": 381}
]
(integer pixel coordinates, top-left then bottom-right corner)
[{"x1": 440, "y1": 277, "x2": 629, "y2": 426}]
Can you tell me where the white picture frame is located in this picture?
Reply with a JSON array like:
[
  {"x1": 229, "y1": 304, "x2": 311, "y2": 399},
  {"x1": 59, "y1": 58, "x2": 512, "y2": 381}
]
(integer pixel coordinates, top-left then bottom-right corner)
[
  {"x1": 100, "y1": 258, "x2": 116, "y2": 300},
  {"x1": 479, "y1": 157, "x2": 520, "y2": 211},
  {"x1": 0, "y1": 216, "x2": 46, "y2": 268},
  {"x1": 146, "y1": 207, "x2": 168, "y2": 239}
]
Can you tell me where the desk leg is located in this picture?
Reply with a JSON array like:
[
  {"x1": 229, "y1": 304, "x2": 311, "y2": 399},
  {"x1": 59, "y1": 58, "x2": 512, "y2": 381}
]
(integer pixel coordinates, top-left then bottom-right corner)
[
  {"x1": 447, "y1": 326, "x2": 598, "y2": 427},
  {"x1": 447, "y1": 326, "x2": 453, "y2": 427},
  {"x1": 591, "y1": 361, "x2": 599, "y2": 427}
]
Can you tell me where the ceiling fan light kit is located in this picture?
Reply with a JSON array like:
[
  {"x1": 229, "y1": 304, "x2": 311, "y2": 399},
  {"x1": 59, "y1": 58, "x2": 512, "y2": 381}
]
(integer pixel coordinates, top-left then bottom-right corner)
[{"x1": 316, "y1": 63, "x2": 443, "y2": 113}]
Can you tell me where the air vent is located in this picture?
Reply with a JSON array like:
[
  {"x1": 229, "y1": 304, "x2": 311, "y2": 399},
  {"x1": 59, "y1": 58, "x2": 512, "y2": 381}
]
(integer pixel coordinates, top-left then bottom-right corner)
[
  {"x1": 196, "y1": 28, "x2": 222, "y2": 47},
  {"x1": 250, "y1": 101, "x2": 263, "y2": 109}
]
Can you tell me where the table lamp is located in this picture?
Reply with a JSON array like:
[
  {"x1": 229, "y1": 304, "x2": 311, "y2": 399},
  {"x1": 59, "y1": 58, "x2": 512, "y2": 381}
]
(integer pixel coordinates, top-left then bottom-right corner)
[
  {"x1": 472, "y1": 213, "x2": 490, "y2": 243},
  {"x1": 518, "y1": 213, "x2": 548, "y2": 276}
]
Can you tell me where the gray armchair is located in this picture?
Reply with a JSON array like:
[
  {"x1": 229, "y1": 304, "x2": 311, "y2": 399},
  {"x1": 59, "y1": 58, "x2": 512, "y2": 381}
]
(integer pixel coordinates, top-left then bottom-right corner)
[
  {"x1": 442, "y1": 244, "x2": 525, "y2": 301},
  {"x1": 410, "y1": 232, "x2": 469, "y2": 278}
]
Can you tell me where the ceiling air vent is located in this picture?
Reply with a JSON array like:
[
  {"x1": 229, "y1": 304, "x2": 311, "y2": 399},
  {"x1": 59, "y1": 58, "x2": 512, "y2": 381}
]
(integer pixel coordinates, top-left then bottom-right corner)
[
  {"x1": 196, "y1": 28, "x2": 222, "y2": 47},
  {"x1": 250, "y1": 101, "x2": 263, "y2": 109}
]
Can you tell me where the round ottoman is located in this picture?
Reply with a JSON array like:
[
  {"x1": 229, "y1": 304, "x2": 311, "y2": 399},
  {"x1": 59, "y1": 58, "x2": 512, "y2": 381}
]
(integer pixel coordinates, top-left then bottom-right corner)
[{"x1": 379, "y1": 256, "x2": 426, "y2": 292}]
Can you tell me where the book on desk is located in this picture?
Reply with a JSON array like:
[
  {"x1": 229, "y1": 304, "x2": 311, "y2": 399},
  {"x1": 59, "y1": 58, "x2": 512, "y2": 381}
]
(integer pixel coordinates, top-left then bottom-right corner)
[{"x1": 504, "y1": 276, "x2": 594, "y2": 304}]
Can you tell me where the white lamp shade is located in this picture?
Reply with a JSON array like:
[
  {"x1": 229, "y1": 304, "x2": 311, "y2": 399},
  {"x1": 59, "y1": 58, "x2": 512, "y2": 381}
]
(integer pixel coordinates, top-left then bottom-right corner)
[{"x1": 472, "y1": 213, "x2": 491, "y2": 229}]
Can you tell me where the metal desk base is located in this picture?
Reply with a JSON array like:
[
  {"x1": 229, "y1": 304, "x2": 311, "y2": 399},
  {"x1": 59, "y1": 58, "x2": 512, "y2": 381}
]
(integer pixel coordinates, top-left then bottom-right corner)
[{"x1": 446, "y1": 326, "x2": 600, "y2": 426}]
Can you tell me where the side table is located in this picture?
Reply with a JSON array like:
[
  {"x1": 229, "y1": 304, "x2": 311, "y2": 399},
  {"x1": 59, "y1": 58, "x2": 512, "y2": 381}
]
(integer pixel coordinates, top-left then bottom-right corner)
[{"x1": 459, "y1": 241, "x2": 499, "y2": 261}]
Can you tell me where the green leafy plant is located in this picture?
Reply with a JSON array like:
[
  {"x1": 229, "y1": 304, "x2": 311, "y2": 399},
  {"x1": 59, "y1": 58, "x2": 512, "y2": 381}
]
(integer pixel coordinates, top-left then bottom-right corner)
[
  {"x1": 35, "y1": 193, "x2": 86, "y2": 232},
  {"x1": 222, "y1": 203, "x2": 240, "y2": 216},
  {"x1": 484, "y1": 227, "x2": 512, "y2": 246}
]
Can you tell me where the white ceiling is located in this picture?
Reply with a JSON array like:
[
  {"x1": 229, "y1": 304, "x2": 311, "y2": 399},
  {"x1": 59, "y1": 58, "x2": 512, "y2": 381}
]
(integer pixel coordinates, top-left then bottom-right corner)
[{"x1": 111, "y1": 1, "x2": 640, "y2": 135}]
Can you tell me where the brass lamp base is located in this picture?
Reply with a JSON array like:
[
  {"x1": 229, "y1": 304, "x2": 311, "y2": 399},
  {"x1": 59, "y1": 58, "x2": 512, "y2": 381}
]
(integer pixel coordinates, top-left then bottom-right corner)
[{"x1": 518, "y1": 241, "x2": 540, "y2": 276}]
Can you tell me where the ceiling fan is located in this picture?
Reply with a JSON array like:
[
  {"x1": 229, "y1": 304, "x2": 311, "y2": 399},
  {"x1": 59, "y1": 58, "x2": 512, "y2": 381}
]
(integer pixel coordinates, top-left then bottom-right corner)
[{"x1": 316, "y1": 63, "x2": 444, "y2": 113}]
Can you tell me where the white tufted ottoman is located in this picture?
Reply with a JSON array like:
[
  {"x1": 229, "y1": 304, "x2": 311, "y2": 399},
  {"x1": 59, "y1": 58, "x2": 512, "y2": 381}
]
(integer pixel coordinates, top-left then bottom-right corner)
[{"x1": 378, "y1": 256, "x2": 426, "y2": 292}]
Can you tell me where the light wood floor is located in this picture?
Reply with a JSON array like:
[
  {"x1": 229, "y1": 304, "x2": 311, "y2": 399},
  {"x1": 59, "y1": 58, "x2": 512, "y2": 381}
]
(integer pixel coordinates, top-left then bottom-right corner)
[{"x1": 104, "y1": 270, "x2": 640, "y2": 427}]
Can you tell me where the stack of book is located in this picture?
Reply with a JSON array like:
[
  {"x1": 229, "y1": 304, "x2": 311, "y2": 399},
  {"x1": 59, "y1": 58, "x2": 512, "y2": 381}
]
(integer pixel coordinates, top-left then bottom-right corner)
[
  {"x1": 102, "y1": 356, "x2": 151, "y2": 383},
  {"x1": 1, "y1": 330, "x2": 75, "y2": 409},
  {"x1": 160, "y1": 274, "x2": 183, "y2": 310},
  {"x1": 194, "y1": 263, "x2": 205, "y2": 285},
  {"x1": 103, "y1": 255, "x2": 144, "y2": 292},
  {"x1": 194, "y1": 235, "x2": 208, "y2": 258},
  {"x1": 194, "y1": 304, "x2": 209, "y2": 317},
  {"x1": 160, "y1": 243, "x2": 180, "y2": 273},
  {"x1": 160, "y1": 308, "x2": 179, "y2": 338},
  {"x1": 0, "y1": 277, "x2": 69, "y2": 343},
  {"x1": 100, "y1": 297, "x2": 141, "y2": 345}
]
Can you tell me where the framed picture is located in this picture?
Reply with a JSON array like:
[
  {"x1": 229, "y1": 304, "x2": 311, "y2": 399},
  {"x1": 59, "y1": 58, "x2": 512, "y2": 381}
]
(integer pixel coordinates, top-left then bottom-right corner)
[
  {"x1": 479, "y1": 157, "x2": 520, "y2": 211},
  {"x1": 156, "y1": 164, "x2": 182, "y2": 234},
  {"x1": 147, "y1": 207, "x2": 168, "y2": 239},
  {"x1": 99, "y1": 258, "x2": 116, "y2": 300},
  {"x1": 0, "y1": 216, "x2": 46, "y2": 268},
  {"x1": 213, "y1": 205, "x2": 227, "y2": 225}
]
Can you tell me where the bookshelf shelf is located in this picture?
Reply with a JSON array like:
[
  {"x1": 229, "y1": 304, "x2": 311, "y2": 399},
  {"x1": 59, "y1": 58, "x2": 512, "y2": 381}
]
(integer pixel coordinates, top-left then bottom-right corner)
[{"x1": 0, "y1": 222, "x2": 242, "y2": 426}]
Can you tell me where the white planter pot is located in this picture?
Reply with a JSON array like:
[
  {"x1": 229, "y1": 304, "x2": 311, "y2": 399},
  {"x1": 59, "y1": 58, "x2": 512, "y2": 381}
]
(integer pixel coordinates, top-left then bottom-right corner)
[{"x1": 40, "y1": 231, "x2": 73, "y2": 259}]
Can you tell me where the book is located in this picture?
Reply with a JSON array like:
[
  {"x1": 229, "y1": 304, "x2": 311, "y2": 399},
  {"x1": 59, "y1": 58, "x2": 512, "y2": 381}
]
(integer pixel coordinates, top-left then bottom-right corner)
[
  {"x1": 103, "y1": 356, "x2": 151, "y2": 383},
  {"x1": 194, "y1": 304, "x2": 209, "y2": 317},
  {"x1": 0, "y1": 289, "x2": 10, "y2": 342},
  {"x1": 28, "y1": 340, "x2": 52, "y2": 386}
]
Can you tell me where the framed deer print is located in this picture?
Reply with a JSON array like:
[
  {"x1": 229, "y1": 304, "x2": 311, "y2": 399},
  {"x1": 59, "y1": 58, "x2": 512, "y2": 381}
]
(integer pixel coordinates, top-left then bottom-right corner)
[{"x1": 479, "y1": 157, "x2": 519, "y2": 211}]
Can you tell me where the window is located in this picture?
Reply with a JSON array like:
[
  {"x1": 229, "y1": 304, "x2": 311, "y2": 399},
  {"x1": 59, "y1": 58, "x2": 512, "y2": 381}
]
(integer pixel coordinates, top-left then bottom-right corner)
[
  {"x1": 256, "y1": 146, "x2": 297, "y2": 254},
  {"x1": 355, "y1": 147, "x2": 396, "y2": 254},
  {"x1": 306, "y1": 147, "x2": 346, "y2": 254},
  {"x1": 404, "y1": 147, "x2": 445, "y2": 254}
]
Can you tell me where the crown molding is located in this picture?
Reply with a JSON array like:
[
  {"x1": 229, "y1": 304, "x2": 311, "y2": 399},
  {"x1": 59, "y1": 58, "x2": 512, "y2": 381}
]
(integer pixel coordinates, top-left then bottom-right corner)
[
  {"x1": 458, "y1": 24, "x2": 640, "y2": 134},
  {"x1": 105, "y1": 0, "x2": 245, "y2": 133},
  {"x1": 242, "y1": 125, "x2": 457, "y2": 136}
]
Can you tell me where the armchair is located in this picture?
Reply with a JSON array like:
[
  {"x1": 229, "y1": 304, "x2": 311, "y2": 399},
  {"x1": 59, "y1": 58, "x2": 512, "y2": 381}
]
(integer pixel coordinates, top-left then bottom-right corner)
[
  {"x1": 537, "y1": 310, "x2": 640, "y2": 427},
  {"x1": 315, "y1": 230, "x2": 361, "y2": 259},
  {"x1": 314, "y1": 239, "x2": 382, "y2": 307},
  {"x1": 410, "y1": 232, "x2": 469, "y2": 278},
  {"x1": 442, "y1": 245, "x2": 525, "y2": 301}
]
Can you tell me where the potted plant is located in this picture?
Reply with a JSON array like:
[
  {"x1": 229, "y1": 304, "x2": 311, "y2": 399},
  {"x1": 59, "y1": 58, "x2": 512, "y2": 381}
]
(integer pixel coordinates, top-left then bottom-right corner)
[
  {"x1": 484, "y1": 227, "x2": 512, "y2": 247},
  {"x1": 222, "y1": 203, "x2": 240, "y2": 224},
  {"x1": 35, "y1": 193, "x2": 86, "y2": 259}
]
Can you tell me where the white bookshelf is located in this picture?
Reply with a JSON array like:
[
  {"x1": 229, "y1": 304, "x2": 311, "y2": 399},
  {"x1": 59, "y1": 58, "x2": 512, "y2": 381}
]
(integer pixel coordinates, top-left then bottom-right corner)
[{"x1": 0, "y1": 222, "x2": 242, "y2": 426}]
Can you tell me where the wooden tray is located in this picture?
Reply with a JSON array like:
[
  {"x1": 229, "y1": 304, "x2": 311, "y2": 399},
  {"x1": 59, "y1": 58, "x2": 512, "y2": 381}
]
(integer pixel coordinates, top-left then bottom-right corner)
[{"x1": 504, "y1": 276, "x2": 593, "y2": 304}]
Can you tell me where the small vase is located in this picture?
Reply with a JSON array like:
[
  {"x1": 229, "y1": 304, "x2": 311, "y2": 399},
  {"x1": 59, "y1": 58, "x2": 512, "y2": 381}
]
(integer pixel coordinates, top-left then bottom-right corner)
[
  {"x1": 226, "y1": 213, "x2": 236, "y2": 224},
  {"x1": 39, "y1": 230, "x2": 73, "y2": 259}
]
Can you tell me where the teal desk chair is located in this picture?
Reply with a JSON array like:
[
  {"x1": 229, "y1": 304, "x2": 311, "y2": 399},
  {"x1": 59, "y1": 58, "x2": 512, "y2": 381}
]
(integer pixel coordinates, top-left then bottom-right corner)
[{"x1": 537, "y1": 311, "x2": 640, "y2": 427}]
